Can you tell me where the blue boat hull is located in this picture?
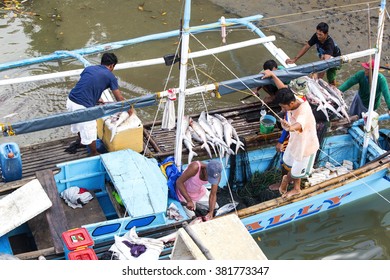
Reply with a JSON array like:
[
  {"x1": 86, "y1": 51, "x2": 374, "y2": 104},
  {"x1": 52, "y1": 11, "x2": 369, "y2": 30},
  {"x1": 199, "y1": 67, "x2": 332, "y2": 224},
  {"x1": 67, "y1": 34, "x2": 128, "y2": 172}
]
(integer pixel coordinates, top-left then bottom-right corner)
[{"x1": 243, "y1": 169, "x2": 389, "y2": 234}]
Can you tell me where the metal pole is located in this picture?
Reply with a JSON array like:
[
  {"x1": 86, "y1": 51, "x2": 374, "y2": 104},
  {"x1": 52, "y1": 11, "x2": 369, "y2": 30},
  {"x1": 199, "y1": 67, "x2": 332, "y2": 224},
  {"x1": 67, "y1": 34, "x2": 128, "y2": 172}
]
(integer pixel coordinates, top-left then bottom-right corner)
[
  {"x1": 174, "y1": 0, "x2": 191, "y2": 169},
  {"x1": 360, "y1": 0, "x2": 386, "y2": 166}
]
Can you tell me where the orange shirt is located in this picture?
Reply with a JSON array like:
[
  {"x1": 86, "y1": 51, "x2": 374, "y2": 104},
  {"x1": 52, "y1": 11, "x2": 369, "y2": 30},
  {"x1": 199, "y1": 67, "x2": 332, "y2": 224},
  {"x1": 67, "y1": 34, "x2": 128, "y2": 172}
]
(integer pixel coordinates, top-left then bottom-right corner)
[{"x1": 287, "y1": 100, "x2": 319, "y2": 160}]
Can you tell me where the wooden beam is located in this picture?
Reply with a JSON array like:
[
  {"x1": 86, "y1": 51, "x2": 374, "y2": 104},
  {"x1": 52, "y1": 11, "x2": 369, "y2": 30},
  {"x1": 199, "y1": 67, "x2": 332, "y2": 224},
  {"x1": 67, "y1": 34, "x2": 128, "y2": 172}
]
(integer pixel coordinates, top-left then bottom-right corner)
[{"x1": 35, "y1": 170, "x2": 69, "y2": 254}]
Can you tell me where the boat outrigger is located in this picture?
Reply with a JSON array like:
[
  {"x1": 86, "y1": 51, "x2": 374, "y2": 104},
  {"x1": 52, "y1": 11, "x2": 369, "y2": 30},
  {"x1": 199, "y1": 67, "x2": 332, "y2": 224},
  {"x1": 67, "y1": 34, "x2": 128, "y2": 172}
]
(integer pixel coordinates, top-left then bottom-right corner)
[{"x1": 0, "y1": 0, "x2": 389, "y2": 260}]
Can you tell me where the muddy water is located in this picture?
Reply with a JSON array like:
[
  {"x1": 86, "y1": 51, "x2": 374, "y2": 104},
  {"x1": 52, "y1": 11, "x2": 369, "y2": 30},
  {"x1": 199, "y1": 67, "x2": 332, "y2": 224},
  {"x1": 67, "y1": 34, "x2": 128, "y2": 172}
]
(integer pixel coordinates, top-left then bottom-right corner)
[
  {"x1": 0, "y1": 0, "x2": 317, "y2": 146},
  {"x1": 1, "y1": 0, "x2": 389, "y2": 260}
]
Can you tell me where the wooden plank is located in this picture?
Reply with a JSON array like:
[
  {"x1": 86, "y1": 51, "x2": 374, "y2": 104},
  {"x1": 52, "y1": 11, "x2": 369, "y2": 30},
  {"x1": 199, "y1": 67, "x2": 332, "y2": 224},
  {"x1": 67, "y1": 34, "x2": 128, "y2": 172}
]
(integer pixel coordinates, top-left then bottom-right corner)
[
  {"x1": 171, "y1": 215, "x2": 267, "y2": 260},
  {"x1": 0, "y1": 179, "x2": 52, "y2": 237},
  {"x1": 35, "y1": 170, "x2": 69, "y2": 254},
  {"x1": 29, "y1": 172, "x2": 106, "y2": 255},
  {"x1": 62, "y1": 191, "x2": 107, "y2": 229},
  {"x1": 15, "y1": 247, "x2": 56, "y2": 260},
  {"x1": 143, "y1": 128, "x2": 162, "y2": 153},
  {"x1": 0, "y1": 177, "x2": 36, "y2": 195}
]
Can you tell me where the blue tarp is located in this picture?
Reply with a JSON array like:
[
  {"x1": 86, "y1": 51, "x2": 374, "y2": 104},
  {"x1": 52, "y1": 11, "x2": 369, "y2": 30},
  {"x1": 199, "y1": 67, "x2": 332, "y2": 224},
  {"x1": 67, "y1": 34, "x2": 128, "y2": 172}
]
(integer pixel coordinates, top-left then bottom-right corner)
[
  {"x1": 218, "y1": 58, "x2": 342, "y2": 95},
  {"x1": 2, "y1": 94, "x2": 157, "y2": 136}
]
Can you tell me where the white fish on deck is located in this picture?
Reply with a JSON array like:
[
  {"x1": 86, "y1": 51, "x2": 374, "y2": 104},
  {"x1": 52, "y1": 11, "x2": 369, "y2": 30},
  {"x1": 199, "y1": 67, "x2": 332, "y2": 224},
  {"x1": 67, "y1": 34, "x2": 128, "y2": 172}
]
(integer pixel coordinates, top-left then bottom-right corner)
[
  {"x1": 215, "y1": 201, "x2": 239, "y2": 217},
  {"x1": 214, "y1": 113, "x2": 244, "y2": 154},
  {"x1": 184, "y1": 127, "x2": 198, "y2": 164},
  {"x1": 104, "y1": 111, "x2": 130, "y2": 142},
  {"x1": 198, "y1": 111, "x2": 218, "y2": 140},
  {"x1": 206, "y1": 113, "x2": 224, "y2": 140},
  {"x1": 318, "y1": 79, "x2": 350, "y2": 122},
  {"x1": 189, "y1": 118, "x2": 213, "y2": 158}
]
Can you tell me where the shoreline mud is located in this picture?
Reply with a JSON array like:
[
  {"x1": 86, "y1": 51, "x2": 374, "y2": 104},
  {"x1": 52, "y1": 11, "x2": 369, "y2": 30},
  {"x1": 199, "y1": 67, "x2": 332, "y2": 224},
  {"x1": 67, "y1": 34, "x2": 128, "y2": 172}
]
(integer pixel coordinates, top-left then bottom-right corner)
[{"x1": 209, "y1": 0, "x2": 390, "y2": 65}]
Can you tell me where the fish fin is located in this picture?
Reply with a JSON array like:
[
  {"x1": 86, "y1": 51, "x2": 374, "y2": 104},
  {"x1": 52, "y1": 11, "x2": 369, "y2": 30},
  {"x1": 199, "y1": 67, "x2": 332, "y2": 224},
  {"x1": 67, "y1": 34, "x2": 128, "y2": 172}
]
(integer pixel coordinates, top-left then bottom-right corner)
[{"x1": 201, "y1": 143, "x2": 213, "y2": 158}]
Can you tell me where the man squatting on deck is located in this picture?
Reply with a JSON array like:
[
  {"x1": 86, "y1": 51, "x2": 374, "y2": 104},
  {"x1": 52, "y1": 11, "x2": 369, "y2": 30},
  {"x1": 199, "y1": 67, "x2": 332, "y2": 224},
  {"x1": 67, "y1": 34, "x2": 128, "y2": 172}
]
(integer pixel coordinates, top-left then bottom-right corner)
[
  {"x1": 175, "y1": 160, "x2": 222, "y2": 220},
  {"x1": 66, "y1": 53, "x2": 134, "y2": 156},
  {"x1": 262, "y1": 70, "x2": 320, "y2": 198}
]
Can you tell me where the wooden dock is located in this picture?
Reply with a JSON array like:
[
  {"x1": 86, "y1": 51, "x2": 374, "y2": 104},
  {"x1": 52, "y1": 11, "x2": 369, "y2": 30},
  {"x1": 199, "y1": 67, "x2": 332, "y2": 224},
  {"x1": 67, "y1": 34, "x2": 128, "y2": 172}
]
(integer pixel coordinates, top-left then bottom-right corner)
[{"x1": 170, "y1": 214, "x2": 268, "y2": 260}]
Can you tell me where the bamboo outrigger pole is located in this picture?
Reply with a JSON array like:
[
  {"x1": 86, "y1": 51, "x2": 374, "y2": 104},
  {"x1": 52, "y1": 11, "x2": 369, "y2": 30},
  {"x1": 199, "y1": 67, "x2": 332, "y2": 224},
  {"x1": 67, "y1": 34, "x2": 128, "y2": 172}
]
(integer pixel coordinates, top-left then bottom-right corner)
[{"x1": 360, "y1": 0, "x2": 386, "y2": 166}]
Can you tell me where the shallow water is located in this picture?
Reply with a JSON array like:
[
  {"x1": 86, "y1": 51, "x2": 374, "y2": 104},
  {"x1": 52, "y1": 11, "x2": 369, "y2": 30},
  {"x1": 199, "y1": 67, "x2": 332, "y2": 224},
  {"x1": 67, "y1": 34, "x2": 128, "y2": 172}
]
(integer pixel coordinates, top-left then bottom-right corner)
[{"x1": 1, "y1": 0, "x2": 389, "y2": 260}]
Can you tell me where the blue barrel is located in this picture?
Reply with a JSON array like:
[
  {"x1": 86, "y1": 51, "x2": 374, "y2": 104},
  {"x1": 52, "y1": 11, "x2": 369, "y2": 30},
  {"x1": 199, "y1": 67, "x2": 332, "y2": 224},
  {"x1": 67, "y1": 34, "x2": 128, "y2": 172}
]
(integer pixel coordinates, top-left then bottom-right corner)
[{"x1": 0, "y1": 142, "x2": 22, "y2": 182}]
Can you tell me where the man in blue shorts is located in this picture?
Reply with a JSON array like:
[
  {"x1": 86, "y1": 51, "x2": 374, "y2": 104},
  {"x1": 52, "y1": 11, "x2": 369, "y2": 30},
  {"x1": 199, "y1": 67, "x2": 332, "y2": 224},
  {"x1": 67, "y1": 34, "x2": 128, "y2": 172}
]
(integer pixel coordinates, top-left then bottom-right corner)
[{"x1": 66, "y1": 52, "x2": 134, "y2": 156}]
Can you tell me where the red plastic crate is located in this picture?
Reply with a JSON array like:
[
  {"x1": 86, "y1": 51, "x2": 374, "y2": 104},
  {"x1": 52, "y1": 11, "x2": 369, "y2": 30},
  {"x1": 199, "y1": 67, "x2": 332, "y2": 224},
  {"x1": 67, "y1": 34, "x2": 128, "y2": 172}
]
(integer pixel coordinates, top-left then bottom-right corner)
[
  {"x1": 61, "y1": 228, "x2": 94, "y2": 251},
  {"x1": 68, "y1": 248, "x2": 98, "y2": 260}
]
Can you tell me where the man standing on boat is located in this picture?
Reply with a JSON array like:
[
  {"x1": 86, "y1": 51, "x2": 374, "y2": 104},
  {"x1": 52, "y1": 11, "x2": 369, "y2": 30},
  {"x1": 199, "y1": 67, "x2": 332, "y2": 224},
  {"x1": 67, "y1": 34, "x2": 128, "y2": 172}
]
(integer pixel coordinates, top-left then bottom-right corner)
[
  {"x1": 66, "y1": 52, "x2": 134, "y2": 156},
  {"x1": 175, "y1": 160, "x2": 222, "y2": 220},
  {"x1": 338, "y1": 59, "x2": 390, "y2": 118},
  {"x1": 262, "y1": 70, "x2": 319, "y2": 198},
  {"x1": 285, "y1": 22, "x2": 341, "y2": 86}
]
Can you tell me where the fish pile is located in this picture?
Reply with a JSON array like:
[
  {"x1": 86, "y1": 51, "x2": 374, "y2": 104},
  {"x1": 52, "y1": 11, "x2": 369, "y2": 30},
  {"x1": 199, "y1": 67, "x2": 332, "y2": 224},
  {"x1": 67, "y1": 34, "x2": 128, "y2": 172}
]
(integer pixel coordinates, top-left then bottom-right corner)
[
  {"x1": 290, "y1": 76, "x2": 350, "y2": 122},
  {"x1": 180, "y1": 111, "x2": 245, "y2": 165},
  {"x1": 306, "y1": 160, "x2": 353, "y2": 186}
]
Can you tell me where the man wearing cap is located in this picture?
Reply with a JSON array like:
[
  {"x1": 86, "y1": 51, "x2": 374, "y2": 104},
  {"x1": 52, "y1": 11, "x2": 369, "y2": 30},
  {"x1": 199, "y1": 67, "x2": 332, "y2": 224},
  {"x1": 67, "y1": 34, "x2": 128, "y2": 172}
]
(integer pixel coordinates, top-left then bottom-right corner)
[
  {"x1": 175, "y1": 160, "x2": 222, "y2": 220},
  {"x1": 339, "y1": 59, "x2": 390, "y2": 118}
]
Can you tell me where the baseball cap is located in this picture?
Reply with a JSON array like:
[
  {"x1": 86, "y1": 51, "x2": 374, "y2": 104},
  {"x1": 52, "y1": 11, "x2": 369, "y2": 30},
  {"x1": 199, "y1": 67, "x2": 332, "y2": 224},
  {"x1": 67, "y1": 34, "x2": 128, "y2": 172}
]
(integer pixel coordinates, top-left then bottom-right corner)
[
  {"x1": 206, "y1": 159, "x2": 222, "y2": 185},
  {"x1": 361, "y1": 59, "x2": 376, "y2": 69}
]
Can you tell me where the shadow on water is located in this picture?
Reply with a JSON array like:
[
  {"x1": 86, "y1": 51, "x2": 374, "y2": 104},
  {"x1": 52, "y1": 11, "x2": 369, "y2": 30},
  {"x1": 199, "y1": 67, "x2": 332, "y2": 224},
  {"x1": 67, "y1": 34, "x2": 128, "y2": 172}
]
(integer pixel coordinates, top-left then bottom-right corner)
[{"x1": 254, "y1": 189, "x2": 390, "y2": 260}]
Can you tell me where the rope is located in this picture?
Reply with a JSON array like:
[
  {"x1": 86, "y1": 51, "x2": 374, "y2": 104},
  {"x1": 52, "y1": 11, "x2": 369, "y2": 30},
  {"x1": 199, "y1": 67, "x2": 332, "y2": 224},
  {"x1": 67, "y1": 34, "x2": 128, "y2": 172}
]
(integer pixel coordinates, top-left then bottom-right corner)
[
  {"x1": 186, "y1": 31, "x2": 259, "y2": 215},
  {"x1": 259, "y1": 1, "x2": 379, "y2": 22},
  {"x1": 188, "y1": 51, "x2": 240, "y2": 214},
  {"x1": 0, "y1": 123, "x2": 15, "y2": 136},
  {"x1": 142, "y1": 31, "x2": 183, "y2": 158},
  {"x1": 189, "y1": 33, "x2": 283, "y2": 121},
  {"x1": 260, "y1": 7, "x2": 379, "y2": 30},
  {"x1": 317, "y1": 148, "x2": 390, "y2": 205},
  {"x1": 189, "y1": 53, "x2": 209, "y2": 115},
  {"x1": 185, "y1": 8, "x2": 390, "y2": 206}
]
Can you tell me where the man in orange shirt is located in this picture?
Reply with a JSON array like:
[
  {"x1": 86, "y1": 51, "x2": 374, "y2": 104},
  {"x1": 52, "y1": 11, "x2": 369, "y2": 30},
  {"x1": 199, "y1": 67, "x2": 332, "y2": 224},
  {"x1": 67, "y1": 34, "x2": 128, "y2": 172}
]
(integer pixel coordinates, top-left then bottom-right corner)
[{"x1": 262, "y1": 70, "x2": 319, "y2": 198}]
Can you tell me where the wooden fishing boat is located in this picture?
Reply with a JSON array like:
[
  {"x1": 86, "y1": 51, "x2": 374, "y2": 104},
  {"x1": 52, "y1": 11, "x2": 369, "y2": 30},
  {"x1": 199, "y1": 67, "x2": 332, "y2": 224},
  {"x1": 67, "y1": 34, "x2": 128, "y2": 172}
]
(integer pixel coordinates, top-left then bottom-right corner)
[{"x1": 1, "y1": 0, "x2": 389, "y2": 260}]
